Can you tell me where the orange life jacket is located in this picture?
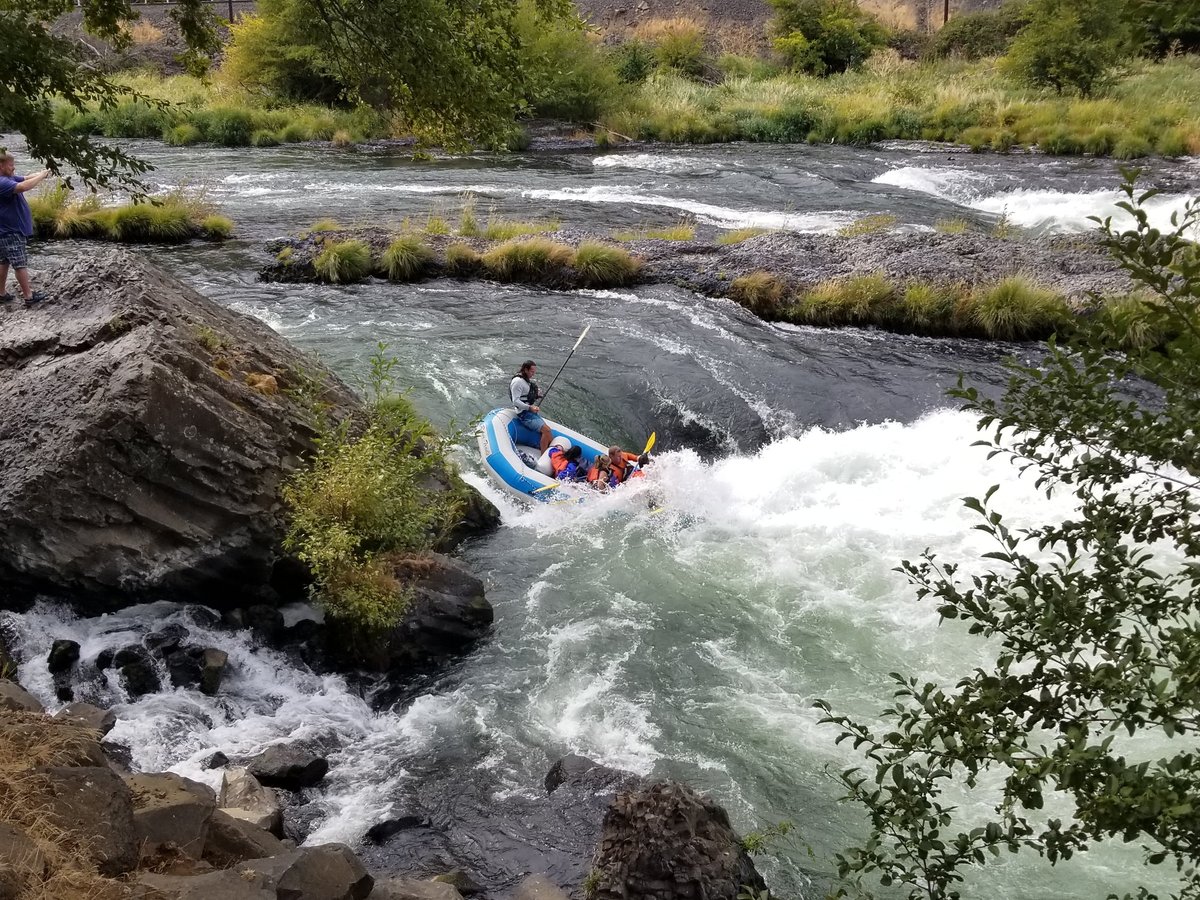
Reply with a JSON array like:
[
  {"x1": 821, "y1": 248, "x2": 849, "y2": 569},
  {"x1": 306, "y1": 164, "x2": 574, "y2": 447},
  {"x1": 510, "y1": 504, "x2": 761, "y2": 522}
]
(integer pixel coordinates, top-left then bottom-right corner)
[
  {"x1": 610, "y1": 452, "x2": 640, "y2": 483},
  {"x1": 549, "y1": 447, "x2": 570, "y2": 476}
]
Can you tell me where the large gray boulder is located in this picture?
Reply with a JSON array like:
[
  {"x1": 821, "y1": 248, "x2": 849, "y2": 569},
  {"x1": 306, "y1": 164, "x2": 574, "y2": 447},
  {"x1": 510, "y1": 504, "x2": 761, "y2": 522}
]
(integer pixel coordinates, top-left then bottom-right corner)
[
  {"x1": 241, "y1": 844, "x2": 374, "y2": 900},
  {"x1": 589, "y1": 780, "x2": 766, "y2": 900},
  {"x1": 0, "y1": 251, "x2": 496, "y2": 612},
  {"x1": 124, "y1": 772, "x2": 217, "y2": 860},
  {"x1": 219, "y1": 766, "x2": 283, "y2": 834},
  {"x1": 37, "y1": 765, "x2": 138, "y2": 875},
  {"x1": 246, "y1": 744, "x2": 328, "y2": 791},
  {"x1": 203, "y1": 808, "x2": 287, "y2": 869},
  {"x1": 53, "y1": 701, "x2": 117, "y2": 736},
  {"x1": 368, "y1": 878, "x2": 463, "y2": 900},
  {"x1": 139, "y1": 868, "x2": 278, "y2": 899},
  {"x1": 0, "y1": 679, "x2": 42, "y2": 713}
]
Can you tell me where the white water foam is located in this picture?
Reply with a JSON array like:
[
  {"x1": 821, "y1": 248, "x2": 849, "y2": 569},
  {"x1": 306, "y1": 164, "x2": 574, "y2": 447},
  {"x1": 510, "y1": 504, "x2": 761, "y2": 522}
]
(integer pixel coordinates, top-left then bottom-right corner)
[
  {"x1": 592, "y1": 154, "x2": 727, "y2": 175},
  {"x1": 874, "y1": 165, "x2": 1196, "y2": 233},
  {"x1": 521, "y1": 185, "x2": 852, "y2": 232}
]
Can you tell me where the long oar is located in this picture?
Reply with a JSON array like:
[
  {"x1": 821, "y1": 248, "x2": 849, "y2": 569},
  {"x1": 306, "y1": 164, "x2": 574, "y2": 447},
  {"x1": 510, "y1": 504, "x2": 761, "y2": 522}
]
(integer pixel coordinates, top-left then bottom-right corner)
[
  {"x1": 538, "y1": 324, "x2": 590, "y2": 410},
  {"x1": 642, "y1": 432, "x2": 656, "y2": 455}
]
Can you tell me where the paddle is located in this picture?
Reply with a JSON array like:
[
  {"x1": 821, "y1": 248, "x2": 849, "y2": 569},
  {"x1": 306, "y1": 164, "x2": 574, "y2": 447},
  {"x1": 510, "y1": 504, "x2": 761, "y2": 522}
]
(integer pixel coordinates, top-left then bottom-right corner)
[
  {"x1": 642, "y1": 432, "x2": 656, "y2": 455},
  {"x1": 538, "y1": 324, "x2": 590, "y2": 410}
]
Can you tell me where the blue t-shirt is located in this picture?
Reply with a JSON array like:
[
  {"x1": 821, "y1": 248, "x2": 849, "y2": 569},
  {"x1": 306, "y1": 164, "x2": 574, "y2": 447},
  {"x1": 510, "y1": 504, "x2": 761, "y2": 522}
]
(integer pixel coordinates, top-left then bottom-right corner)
[{"x1": 0, "y1": 176, "x2": 33, "y2": 237}]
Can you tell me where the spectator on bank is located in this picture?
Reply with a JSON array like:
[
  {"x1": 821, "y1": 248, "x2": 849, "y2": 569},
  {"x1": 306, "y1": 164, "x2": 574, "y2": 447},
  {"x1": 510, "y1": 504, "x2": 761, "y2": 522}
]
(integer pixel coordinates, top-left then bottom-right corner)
[{"x1": 0, "y1": 152, "x2": 51, "y2": 304}]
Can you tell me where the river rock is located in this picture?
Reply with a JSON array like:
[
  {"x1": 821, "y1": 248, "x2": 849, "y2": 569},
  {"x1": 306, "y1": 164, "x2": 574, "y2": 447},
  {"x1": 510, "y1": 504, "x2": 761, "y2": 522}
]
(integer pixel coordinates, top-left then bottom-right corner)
[
  {"x1": 53, "y1": 701, "x2": 117, "y2": 736},
  {"x1": 369, "y1": 878, "x2": 464, "y2": 900},
  {"x1": 359, "y1": 554, "x2": 493, "y2": 673},
  {"x1": 37, "y1": 765, "x2": 139, "y2": 875},
  {"x1": 365, "y1": 815, "x2": 426, "y2": 844},
  {"x1": 0, "y1": 679, "x2": 43, "y2": 712},
  {"x1": 589, "y1": 780, "x2": 765, "y2": 900},
  {"x1": 241, "y1": 844, "x2": 374, "y2": 900},
  {"x1": 0, "y1": 822, "x2": 45, "y2": 898},
  {"x1": 145, "y1": 623, "x2": 190, "y2": 652},
  {"x1": 0, "y1": 251, "x2": 496, "y2": 613},
  {"x1": 114, "y1": 645, "x2": 161, "y2": 697},
  {"x1": 201, "y1": 647, "x2": 229, "y2": 695},
  {"x1": 47, "y1": 638, "x2": 80, "y2": 673},
  {"x1": 430, "y1": 870, "x2": 483, "y2": 896},
  {"x1": 125, "y1": 772, "x2": 217, "y2": 860},
  {"x1": 204, "y1": 750, "x2": 230, "y2": 770},
  {"x1": 219, "y1": 767, "x2": 283, "y2": 834},
  {"x1": 247, "y1": 744, "x2": 329, "y2": 790},
  {"x1": 203, "y1": 808, "x2": 287, "y2": 868},
  {"x1": 139, "y1": 867, "x2": 278, "y2": 899},
  {"x1": 513, "y1": 875, "x2": 571, "y2": 900}
]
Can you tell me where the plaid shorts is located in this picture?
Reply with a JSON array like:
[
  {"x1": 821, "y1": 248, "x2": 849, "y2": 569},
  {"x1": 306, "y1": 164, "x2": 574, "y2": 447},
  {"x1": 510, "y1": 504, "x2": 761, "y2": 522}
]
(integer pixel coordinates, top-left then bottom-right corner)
[{"x1": 0, "y1": 233, "x2": 29, "y2": 268}]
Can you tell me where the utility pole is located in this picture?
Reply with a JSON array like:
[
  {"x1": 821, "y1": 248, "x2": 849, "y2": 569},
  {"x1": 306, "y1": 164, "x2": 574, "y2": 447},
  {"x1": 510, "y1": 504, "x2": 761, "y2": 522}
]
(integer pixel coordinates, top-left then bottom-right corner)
[
  {"x1": 228, "y1": 0, "x2": 234, "y2": 22},
  {"x1": 944, "y1": 0, "x2": 950, "y2": 26}
]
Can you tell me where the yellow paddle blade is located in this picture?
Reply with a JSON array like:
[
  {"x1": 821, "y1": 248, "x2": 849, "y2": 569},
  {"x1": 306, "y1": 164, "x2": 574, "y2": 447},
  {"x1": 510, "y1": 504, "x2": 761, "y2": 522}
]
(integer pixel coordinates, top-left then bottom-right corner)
[
  {"x1": 532, "y1": 482, "x2": 562, "y2": 493},
  {"x1": 643, "y1": 432, "x2": 657, "y2": 455}
]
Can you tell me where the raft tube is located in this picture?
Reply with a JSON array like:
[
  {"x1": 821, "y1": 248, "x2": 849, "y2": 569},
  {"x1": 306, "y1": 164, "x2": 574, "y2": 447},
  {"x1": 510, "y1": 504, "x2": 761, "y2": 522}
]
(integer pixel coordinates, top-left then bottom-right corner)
[{"x1": 477, "y1": 407, "x2": 608, "y2": 502}]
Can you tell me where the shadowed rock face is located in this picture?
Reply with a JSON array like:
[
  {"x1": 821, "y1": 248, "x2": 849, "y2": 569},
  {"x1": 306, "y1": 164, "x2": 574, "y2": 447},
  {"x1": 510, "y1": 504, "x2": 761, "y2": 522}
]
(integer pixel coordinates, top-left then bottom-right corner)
[{"x1": 0, "y1": 250, "x2": 496, "y2": 613}]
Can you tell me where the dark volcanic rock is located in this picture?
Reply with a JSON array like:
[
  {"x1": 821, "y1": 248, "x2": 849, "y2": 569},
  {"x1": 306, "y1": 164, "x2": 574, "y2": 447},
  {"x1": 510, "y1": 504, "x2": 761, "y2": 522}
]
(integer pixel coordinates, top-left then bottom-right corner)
[
  {"x1": 201, "y1": 647, "x2": 229, "y2": 695},
  {"x1": 47, "y1": 639, "x2": 80, "y2": 673},
  {"x1": 545, "y1": 754, "x2": 632, "y2": 794},
  {"x1": 113, "y1": 645, "x2": 161, "y2": 697},
  {"x1": 590, "y1": 780, "x2": 765, "y2": 900},
  {"x1": 0, "y1": 251, "x2": 494, "y2": 613},
  {"x1": 366, "y1": 816, "x2": 427, "y2": 844},
  {"x1": 247, "y1": 744, "x2": 329, "y2": 791}
]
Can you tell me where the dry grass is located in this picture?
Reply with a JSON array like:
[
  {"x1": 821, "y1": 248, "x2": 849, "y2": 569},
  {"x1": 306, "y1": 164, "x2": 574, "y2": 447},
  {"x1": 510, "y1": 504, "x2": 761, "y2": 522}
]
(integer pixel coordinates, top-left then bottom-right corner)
[
  {"x1": 633, "y1": 15, "x2": 711, "y2": 45},
  {"x1": 128, "y1": 19, "x2": 164, "y2": 46}
]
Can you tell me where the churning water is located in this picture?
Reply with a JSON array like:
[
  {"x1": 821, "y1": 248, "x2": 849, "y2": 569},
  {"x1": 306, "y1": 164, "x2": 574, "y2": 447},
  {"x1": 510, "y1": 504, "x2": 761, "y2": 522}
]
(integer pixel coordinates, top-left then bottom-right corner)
[{"x1": 5, "y1": 136, "x2": 1197, "y2": 898}]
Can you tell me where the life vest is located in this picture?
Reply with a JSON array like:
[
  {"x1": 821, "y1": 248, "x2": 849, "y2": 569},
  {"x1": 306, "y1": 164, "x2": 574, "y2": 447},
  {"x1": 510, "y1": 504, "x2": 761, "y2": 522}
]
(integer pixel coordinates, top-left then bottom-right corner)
[
  {"x1": 511, "y1": 375, "x2": 540, "y2": 407},
  {"x1": 587, "y1": 464, "x2": 618, "y2": 489},
  {"x1": 549, "y1": 447, "x2": 569, "y2": 476},
  {"x1": 609, "y1": 452, "x2": 640, "y2": 483}
]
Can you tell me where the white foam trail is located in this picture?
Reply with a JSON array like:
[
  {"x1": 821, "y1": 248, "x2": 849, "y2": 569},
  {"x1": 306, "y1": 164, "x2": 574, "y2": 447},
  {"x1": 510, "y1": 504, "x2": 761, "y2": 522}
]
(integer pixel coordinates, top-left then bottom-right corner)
[
  {"x1": 592, "y1": 154, "x2": 725, "y2": 174},
  {"x1": 873, "y1": 165, "x2": 1197, "y2": 233},
  {"x1": 521, "y1": 185, "x2": 852, "y2": 232}
]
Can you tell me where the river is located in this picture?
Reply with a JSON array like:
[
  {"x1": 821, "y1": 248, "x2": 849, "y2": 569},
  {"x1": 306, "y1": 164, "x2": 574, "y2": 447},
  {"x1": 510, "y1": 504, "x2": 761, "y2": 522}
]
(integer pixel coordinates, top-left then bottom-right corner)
[{"x1": 5, "y1": 137, "x2": 1198, "y2": 899}]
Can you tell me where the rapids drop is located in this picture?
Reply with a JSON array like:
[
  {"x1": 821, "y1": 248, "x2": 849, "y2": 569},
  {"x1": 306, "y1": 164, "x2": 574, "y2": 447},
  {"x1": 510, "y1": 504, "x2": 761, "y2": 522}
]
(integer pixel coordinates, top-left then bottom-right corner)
[{"x1": 4, "y1": 136, "x2": 1197, "y2": 898}]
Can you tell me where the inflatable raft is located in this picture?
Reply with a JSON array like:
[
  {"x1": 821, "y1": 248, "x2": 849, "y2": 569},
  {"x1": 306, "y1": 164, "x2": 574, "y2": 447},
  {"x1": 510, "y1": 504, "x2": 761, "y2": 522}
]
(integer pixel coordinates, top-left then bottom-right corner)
[{"x1": 477, "y1": 407, "x2": 608, "y2": 502}]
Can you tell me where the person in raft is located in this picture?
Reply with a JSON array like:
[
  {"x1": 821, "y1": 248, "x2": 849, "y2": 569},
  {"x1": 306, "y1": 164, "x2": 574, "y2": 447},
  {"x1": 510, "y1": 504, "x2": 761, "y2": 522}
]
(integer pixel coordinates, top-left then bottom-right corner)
[
  {"x1": 0, "y1": 153, "x2": 52, "y2": 305},
  {"x1": 551, "y1": 444, "x2": 588, "y2": 482},
  {"x1": 605, "y1": 445, "x2": 647, "y2": 483},
  {"x1": 511, "y1": 359, "x2": 553, "y2": 453}
]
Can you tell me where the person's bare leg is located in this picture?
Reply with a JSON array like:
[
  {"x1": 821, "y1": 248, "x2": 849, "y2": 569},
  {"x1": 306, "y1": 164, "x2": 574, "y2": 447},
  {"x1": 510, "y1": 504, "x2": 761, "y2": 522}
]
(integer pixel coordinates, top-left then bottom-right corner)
[
  {"x1": 540, "y1": 425, "x2": 552, "y2": 453},
  {"x1": 0, "y1": 263, "x2": 8, "y2": 296},
  {"x1": 14, "y1": 267, "x2": 31, "y2": 300}
]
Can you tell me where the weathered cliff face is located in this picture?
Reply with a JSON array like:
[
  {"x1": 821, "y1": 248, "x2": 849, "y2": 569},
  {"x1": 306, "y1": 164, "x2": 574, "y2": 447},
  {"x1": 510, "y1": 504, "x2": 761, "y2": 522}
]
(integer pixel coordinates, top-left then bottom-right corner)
[{"x1": 0, "y1": 250, "x2": 496, "y2": 612}]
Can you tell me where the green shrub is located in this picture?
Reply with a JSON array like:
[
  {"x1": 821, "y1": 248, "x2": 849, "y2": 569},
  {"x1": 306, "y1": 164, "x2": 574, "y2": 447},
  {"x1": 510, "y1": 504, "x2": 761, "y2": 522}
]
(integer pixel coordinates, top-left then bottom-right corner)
[
  {"x1": 201, "y1": 107, "x2": 255, "y2": 147},
  {"x1": 1040, "y1": 127, "x2": 1084, "y2": 155},
  {"x1": 252, "y1": 129, "x2": 281, "y2": 147},
  {"x1": 313, "y1": 239, "x2": 374, "y2": 283},
  {"x1": 899, "y1": 283, "x2": 960, "y2": 331},
  {"x1": 654, "y1": 26, "x2": 708, "y2": 77},
  {"x1": 516, "y1": 0, "x2": 625, "y2": 121},
  {"x1": 717, "y1": 228, "x2": 770, "y2": 245},
  {"x1": 283, "y1": 381, "x2": 462, "y2": 636},
  {"x1": 730, "y1": 271, "x2": 788, "y2": 317},
  {"x1": 1083, "y1": 126, "x2": 1118, "y2": 155},
  {"x1": 933, "y1": 2, "x2": 1031, "y2": 59},
  {"x1": 110, "y1": 202, "x2": 194, "y2": 242},
  {"x1": 444, "y1": 242, "x2": 483, "y2": 275},
  {"x1": 572, "y1": 241, "x2": 642, "y2": 287},
  {"x1": 481, "y1": 237, "x2": 574, "y2": 281},
  {"x1": 279, "y1": 121, "x2": 312, "y2": 143},
  {"x1": 1156, "y1": 127, "x2": 1191, "y2": 157},
  {"x1": 1001, "y1": 0, "x2": 1127, "y2": 96},
  {"x1": 1095, "y1": 293, "x2": 1168, "y2": 350},
  {"x1": 768, "y1": 0, "x2": 888, "y2": 76},
  {"x1": 165, "y1": 123, "x2": 204, "y2": 146},
  {"x1": 97, "y1": 100, "x2": 167, "y2": 138},
  {"x1": 201, "y1": 215, "x2": 235, "y2": 240},
  {"x1": 965, "y1": 276, "x2": 1068, "y2": 339},
  {"x1": 221, "y1": 4, "x2": 344, "y2": 103},
  {"x1": 380, "y1": 234, "x2": 435, "y2": 281},
  {"x1": 612, "y1": 40, "x2": 657, "y2": 84}
]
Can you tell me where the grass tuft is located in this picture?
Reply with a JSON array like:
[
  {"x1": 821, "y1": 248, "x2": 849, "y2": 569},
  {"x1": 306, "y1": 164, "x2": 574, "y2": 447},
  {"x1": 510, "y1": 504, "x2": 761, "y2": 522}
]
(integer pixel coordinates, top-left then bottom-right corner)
[
  {"x1": 730, "y1": 271, "x2": 788, "y2": 317},
  {"x1": 964, "y1": 276, "x2": 1068, "y2": 340},
  {"x1": 838, "y1": 214, "x2": 898, "y2": 237},
  {"x1": 481, "y1": 237, "x2": 574, "y2": 282},
  {"x1": 717, "y1": 227, "x2": 770, "y2": 245},
  {"x1": 444, "y1": 242, "x2": 483, "y2": 276},
  {"x1": 572, "y1": 241, "x2": 642, "y2": 287},
  {"x1": 313, "y1": 239, "x2": 374, "y2": 284},
  {"x1": 200, "y1": 215, "x2": 235, "y2": 240},
  {"x1": 645, "y1": 223, "x2": 697, "y2": 241},
  {"x1": 935, "y1": 218, "x2": 971, "y2": 235},
  {"x1": 380, "y1": 234, "x2": 435, "y2": 281}
]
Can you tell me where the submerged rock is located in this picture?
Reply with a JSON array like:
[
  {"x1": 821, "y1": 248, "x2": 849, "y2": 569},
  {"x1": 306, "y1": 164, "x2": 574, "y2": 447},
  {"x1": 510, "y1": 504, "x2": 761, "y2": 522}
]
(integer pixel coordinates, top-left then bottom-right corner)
[
  {"x1": 247, "y1": 744, "x2": 329, "y2": 791},
  {"x1": 590, "y1": 780, "x2": 765, "y2": 900},
  {"x1": 0, "y1": 251, "x2": 494, "y2": 613}
]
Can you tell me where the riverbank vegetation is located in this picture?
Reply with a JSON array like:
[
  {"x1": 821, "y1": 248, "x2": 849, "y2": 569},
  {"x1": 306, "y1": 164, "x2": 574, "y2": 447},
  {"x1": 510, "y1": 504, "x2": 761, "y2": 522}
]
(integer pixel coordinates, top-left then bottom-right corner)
[
  {"x1": 18, "y1": 0, "x2": 1200, "y2": 170},
  {"x1": 27, "y1": 183, "x2": 233, "y2": 243}
]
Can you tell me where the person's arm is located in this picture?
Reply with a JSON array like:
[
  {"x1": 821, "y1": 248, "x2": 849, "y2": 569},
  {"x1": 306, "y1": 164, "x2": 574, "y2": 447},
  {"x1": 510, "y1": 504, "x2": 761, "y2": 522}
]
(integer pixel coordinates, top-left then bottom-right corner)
[
  {"x1": 14, "y1": 171, "x2": 52, "y2": 194},
  {"x1": 510, "y1": 377, "x2": 535, "y2": 412}
]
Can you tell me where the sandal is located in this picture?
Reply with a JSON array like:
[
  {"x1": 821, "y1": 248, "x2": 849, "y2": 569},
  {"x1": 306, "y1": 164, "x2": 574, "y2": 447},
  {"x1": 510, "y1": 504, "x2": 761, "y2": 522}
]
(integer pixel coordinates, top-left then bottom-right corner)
[
  {"x1": 23, "y1": 292, "x2": 46, "y2": 305},
  {"x1": 0, "y1": 294, "x2": 12, "y2": 303}
]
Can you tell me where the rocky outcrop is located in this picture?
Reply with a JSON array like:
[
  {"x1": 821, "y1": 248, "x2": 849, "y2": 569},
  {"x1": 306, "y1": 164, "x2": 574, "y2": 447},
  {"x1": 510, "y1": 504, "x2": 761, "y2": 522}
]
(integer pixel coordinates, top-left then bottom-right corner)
[
  {"x1": 371, "y1": 878, "x2": 465, "y2": 900},
  {"x1": 0, "y1": 822, "x2": 45, "y2": 898},
  {"x1": 0, "y1": 251, "x2": 496, "y2": 613},
  {"x1": 220, "y1": 767, "x2": 284, "y2": 833},
  {"x1": 125, "y1": 772, "x2": 218, "y2": 860},
  {"x1": 39, "y1": 765, "x2": 139, "y2": 875},
  {"x1": 53, "y1": 700, "x2": 117, "y2": 736},
  {"x1": 590, "y1": 780, "x2": 765, "y2": 900},
  {"x1": 203, "y1": 808, "x2": 288, "y2": 869},
  {"x1": 0, "y1": 679, "x2": 43, "y2": 712},
  {"x1": 544, "y1": 754, "x2": 635, "y2": 794}
]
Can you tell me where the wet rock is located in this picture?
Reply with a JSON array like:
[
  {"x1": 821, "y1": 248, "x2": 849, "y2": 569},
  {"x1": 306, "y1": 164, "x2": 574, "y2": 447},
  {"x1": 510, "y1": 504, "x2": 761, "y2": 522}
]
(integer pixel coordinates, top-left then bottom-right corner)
[
  {"x1": 139, "y1": 867, "x2": 277, "y2": 899},
  {"x1": 218, "y1": 767, "x2": 283, "y2": 834},
  {"x1": 96, "y1": 647, "x2": 115, "y2": 671},
  {"x1": 247, "y1": 744, "x2": 329, "y2": 791},
  {"x1": 37, "y1": 765, "x2": 138, "y2": 875},
  {"x1": 53, "y1": 701, "x2": 117, "y2": 736},
  {"x1": 200, "y1": 647, "x2": 228, "y2": 695},
  {"x1": 0, "y1": 617, "x2": 19, "y2": 681},
  {"x1": 0, "y1": 678, "x2": 43, "y2": 712},
  {"x1": 204, "y1": 750, "x2": 230, "y2": 770},
  {"x1": 165, "y1": 645, "x2": 204, "y2": 690},
  {"x1": 52, "y1": 677, "x2": 74, "y2": 703},
  {"x1": 0, "y1": 822, "x2": 46, "y2": 898},
  {"x1": 348, "y1": 555, "x2": 492, "y2": 674},
  {"x1": 544, "y1": 754, "x2": 634, "y2": 795},
  {"x1": 221, "y1": 608, "x2": 247, "y2": 630},
  {"x1": 369, "y1": 878, "x2": 463, "y2": 900},
  {"x1": 47, "y1": 638, "x2": 80, "y2": 673},
  {"x1": 431, "y1": 869, "x2": 484, "y2": 896},
  {"x1": 366, "y1": 815, "x2": 427, "y2": 844},
  {"x1": 203, "y1": 808, "x2": 287, "y2": 869},
  {"x1": 125, "y1": 772, "x2": 217, "y2": 860},
  {"x1": 589, "y1": 780, "x2": 765, "y2": 900},
  {"x1": 145, "y1": 623, "x2": 191, "y2": 653},
  {"x1": 115, "y1": 645, "x2": 161, "y2": 697},
  {"x1": 246, "y1": 604, "x2": 285, "y2": 639},
  {"x1": 514, "y1": 875, "x2": 571, "y2": 900},
  {"x1": 104, "y1": 740, "x2": 135, "y2": 773},
  {"x1": 241, "y1": 844, "x2": 374, "y2": 900}
]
